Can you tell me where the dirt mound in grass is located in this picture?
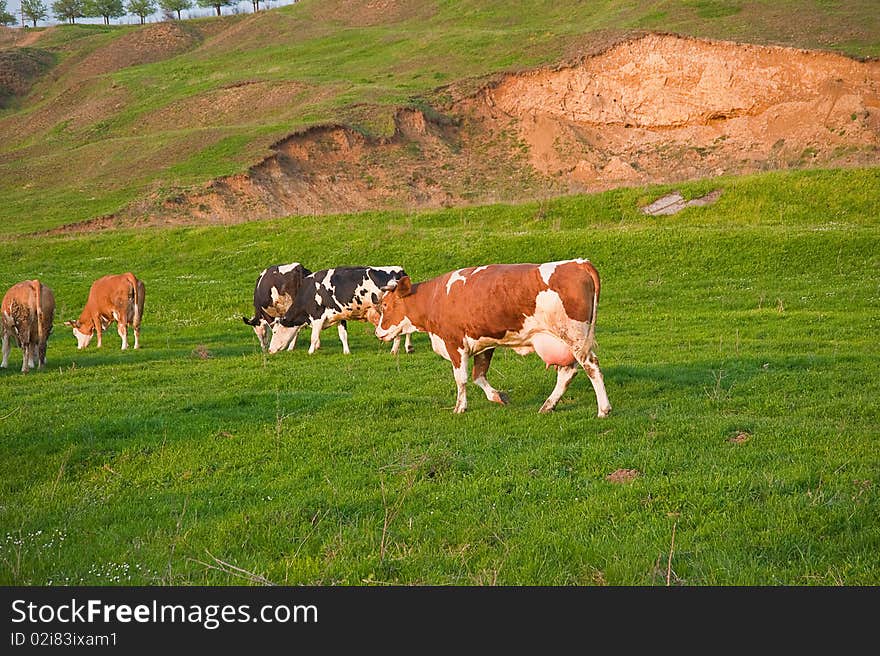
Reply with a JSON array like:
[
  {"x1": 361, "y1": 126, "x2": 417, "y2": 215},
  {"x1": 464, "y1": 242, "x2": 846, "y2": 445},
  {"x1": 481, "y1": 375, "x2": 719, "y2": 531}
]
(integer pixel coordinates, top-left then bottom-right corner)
[
  {"x1": 0, "y1": 47, "x2": 54, "y2": 106},
  {"x1": 170, "y1": 108, "x2": 478, "y2": 225},
  {"x1": 76, "y1": 21, "x2": 198, "y2": 79},
  {"x1": 52, "y1": 32, "x2": 880, "y2": 231}
]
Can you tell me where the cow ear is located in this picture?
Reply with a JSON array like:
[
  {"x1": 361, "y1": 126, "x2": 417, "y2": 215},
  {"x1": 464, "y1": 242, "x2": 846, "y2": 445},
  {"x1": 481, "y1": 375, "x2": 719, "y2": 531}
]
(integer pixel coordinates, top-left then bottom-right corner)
[{"x1": 397, "y1": 276, "x2": 412, "y2": 297}]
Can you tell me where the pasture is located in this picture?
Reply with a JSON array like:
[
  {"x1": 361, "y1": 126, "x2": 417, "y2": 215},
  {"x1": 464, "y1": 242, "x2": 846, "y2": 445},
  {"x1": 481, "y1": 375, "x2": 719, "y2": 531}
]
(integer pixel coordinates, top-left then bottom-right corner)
[{"x1": 1, "y1": 167, "x2": 878, "y2": 585}]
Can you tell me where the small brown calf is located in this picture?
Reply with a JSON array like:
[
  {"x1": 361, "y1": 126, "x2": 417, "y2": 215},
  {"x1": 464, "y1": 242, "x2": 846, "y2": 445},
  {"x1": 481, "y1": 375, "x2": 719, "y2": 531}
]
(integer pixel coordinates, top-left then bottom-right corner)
[{"x1": 65, "y1": 272, "x2": 145, "y2": 350}]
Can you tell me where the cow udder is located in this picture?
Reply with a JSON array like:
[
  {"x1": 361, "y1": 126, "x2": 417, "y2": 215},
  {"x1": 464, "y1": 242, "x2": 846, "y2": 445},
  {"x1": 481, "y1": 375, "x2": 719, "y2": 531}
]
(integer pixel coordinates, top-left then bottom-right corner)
[{"x1": 532, "y1": 333, "x2": 576, "y2": 367}]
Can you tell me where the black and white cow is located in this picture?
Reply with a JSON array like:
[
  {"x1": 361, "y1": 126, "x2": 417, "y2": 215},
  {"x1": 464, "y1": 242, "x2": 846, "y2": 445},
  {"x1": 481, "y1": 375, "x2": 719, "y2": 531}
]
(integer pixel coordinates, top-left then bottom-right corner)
[
  {"x1": 242, "y1": 262, "x2": 312, "y2": 351},
  {"x1": 268, "y1": 266, "x2": 415, "y2": 356}
]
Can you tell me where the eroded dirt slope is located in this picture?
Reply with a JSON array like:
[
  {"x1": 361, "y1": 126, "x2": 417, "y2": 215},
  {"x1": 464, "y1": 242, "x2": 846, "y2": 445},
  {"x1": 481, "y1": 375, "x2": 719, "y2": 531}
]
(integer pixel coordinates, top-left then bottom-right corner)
[
  {"x1": 471, "y1": 33, "x2": 880, "y2": 190},
  {"x1": 55, "y1": 32, "x2": 880, "y2": 230}
]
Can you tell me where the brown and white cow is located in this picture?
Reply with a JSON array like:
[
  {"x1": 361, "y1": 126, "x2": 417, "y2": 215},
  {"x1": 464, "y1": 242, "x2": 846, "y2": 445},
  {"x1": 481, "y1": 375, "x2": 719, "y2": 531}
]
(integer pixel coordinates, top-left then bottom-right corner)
[
  {"x1": 64, "y1": 272, "x2": 145, "y2": 350},
  {"x1": 1, "y1": 279, "x2": 55, "y2": 373},
  {"x1": 375, "y1": 260, "x2": 611, "y2": 416}
]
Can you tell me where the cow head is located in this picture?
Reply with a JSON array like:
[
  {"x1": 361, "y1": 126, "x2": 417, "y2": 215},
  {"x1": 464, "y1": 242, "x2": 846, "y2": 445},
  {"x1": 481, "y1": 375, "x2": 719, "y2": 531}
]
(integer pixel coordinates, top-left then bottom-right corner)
[
  {"x1": 267, "y1": 319, "x2": 300, "y2": 354},
  {"x1": 255, "y1": 319, "x2": 271, "y2": 351},
  {"x1": 242, "y1": 315, "x2": 275, "y2": 351},
  {"x1": 375, "y1": 276, "x2": 416, "y2": 342},
  {"x1": 64, "y1": 319, "x2": 93, "y2": 350}
]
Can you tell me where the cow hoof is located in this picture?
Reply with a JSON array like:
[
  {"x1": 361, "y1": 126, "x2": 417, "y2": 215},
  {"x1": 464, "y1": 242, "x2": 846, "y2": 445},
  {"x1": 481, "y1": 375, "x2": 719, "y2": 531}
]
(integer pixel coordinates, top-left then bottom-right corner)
[
  {"x1": 494, "y1": 391, "x2": 510, "y2": 405},
  {"x1": 538, "y1": 402, "x2": 555, "y2": 414},
  {"x1": 598, "y1": 407, "x2": 611, "y2": 418},
  {"x1": 406, "y1": 346, "x2": 415, "y2": 354}
]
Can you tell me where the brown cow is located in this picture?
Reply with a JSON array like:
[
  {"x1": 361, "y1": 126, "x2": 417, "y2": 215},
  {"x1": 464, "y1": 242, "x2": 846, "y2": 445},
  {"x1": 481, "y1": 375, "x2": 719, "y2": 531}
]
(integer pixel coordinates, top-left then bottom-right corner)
[
  {"x1": 65, "y1": 272, "x2": 145, "y2": 350},
  {"x1": 1, "y1": 279, "x2": 55, "y2": 373},
  {"x1": 374, "y1": 260, "x2": 611, "y2": 416}
]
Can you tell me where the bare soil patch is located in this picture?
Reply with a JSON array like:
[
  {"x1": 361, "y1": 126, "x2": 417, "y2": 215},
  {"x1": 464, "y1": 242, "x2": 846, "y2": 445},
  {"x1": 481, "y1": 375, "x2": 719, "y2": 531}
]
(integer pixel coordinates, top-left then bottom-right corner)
[
  {"x1": 0, "y1": 47, "x2": 54, "y2": 107},
  {"x1": 75, "y1": 22, "x2": 197, "y2": 79},
  {"x1": 606, "y1": 469, "x2": 640, "y2": 484}
]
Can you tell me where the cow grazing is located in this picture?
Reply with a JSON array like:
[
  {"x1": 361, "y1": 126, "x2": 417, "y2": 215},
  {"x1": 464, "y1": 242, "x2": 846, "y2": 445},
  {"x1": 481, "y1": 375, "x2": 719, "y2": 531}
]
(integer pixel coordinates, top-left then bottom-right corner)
[
  {"x1": 242, "y1": 262, "x2": 312, "y2": 351},
  {"x1": 1, "y1": 279, "x2": 55, "y2": 373},
  {"x1": 374, "y1": 260, "x2": 611, "y2": 416},
  {"x1": 268, "y1": 266, "x2": 414, "y2": 356},
  {"x1": 64, "y1": 272, "x2": 145, "y2": 350}
]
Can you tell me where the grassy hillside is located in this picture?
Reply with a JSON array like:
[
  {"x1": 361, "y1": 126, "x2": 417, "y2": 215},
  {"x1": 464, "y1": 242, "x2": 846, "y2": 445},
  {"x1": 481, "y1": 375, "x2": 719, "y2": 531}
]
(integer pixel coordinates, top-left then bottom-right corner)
[
  {"x1": 1, "y1": 0, "x2": 879, "y2": 234},
  {"x1": 1, "y1": 168, "x2": 878, "y2": 585}
]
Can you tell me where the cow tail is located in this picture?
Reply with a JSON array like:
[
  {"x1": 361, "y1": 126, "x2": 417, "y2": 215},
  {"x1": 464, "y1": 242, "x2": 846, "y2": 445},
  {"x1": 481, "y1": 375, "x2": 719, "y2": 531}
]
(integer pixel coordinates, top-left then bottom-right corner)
[
  {"x1": 124, "y1": 273, "x2": 140, "y2": 325},
  {"x1": 33, "y1": 279, "x2": 44, "y2": 348},
  {"x1": 585, "y1": 262, "x2": 601, "y2": 353}
]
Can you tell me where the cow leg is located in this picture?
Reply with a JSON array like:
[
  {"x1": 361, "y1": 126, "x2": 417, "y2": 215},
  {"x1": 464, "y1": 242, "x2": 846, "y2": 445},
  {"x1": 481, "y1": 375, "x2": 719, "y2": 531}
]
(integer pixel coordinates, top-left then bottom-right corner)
[
  {"x1": 21, "y1": 340, "x2": 31, "y2": 373},
  {"x1": 576, "y1": 350, "x2": 611, "y2": 418},
  {"x1": 132, "y1": 320, "x2": 141, "y2": 350},
  {"x1": 337, "y1": 320, "x2": 350, "y2": 355},
  {"x1": 390, "y1": 335, "x2": 401, "y2": 356},
  {"x1": 473, "y1": 348, "x2": 509, "y2": 405},
  {"x1": 286, "y1": 323, "x2": 299, "y2": 351},
  {"x1": 38, "y1": 339, "x2": 47, "y2": 368},
  {"x1": 308, "y1": 319, "x2": 324, "y2": 355},
  {"x1": 539, "y1": 364, "x2": 579, "y2": 413},
  {"x1": 452, "y1": 351, "x2": 469, "y2": 414},
  {"x1": 1, "y1": 330, "x2": 9, "y2": 368},
  {"x1": 405, "y1": 332, "x2": 414, "y2": 354},
  {"x1": 94, "y1": 315, "x2": 103, "y2": 348},
  {"x1": 118, "y1": 321, "x2": 129, "y2": 350}
]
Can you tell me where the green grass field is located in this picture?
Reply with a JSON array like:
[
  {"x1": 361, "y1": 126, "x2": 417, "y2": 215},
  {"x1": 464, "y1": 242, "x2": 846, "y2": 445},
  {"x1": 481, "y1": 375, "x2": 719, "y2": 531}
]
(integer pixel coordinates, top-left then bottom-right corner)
[{"x1": 1, "y1": 167, "x2": 878, "y2": 585}]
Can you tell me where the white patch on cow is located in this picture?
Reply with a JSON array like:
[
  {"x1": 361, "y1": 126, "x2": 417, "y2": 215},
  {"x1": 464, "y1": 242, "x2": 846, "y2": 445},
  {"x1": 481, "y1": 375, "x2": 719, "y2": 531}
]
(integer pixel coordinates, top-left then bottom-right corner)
[
  {"x1": 277, "y1": 262, "x2": 301, "y2": 275},
  {"x1": 538, "y1": 261, "x2": 561, "y2": 284},
  {"x1": 429, "y1": 333, "x2": 451, "y2": 361},
  {"x1": 271, "y1": 286, "x2": 282, "y2": 304},
  {"x1": 463, "y1": 334, "x2": 502, "y2": 354},
  {"x1": 446, "y1": 269, "x2": 467, "y2": 294},
  {"x1": 321, "y1": 269, "x2": 336, "y2": 291},
  {"x1": 369, "y1": 266, "x2": 404, "y2": 275},
  {"x1": 73, "y1": 327, "x2": 92, "y2": 350},
  {"x1": 538, "y1": 259, "x2": 589, "y2": 284},
  {"x1": 375, "y1": 312, "x2": 416, "y2": 342},
  {"x1": 529, "y1": 289, "x2": 570, "y2": 327},
  {"x1": 472, "y1": 265, "x2": 489, "y2": 275},
  {"x1": 314, "y1": 292, "x2": 322, "y2": 305},
  {"x1": 452, "y1": 348, "x2": 470, "y2": 413}
]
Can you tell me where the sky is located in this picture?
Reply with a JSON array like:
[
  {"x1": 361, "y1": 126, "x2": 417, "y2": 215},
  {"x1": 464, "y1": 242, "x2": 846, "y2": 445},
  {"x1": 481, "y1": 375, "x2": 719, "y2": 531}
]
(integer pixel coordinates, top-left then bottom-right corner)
[{"x1": 4, "y1": 0, "x2": 297, "y2": 26}]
